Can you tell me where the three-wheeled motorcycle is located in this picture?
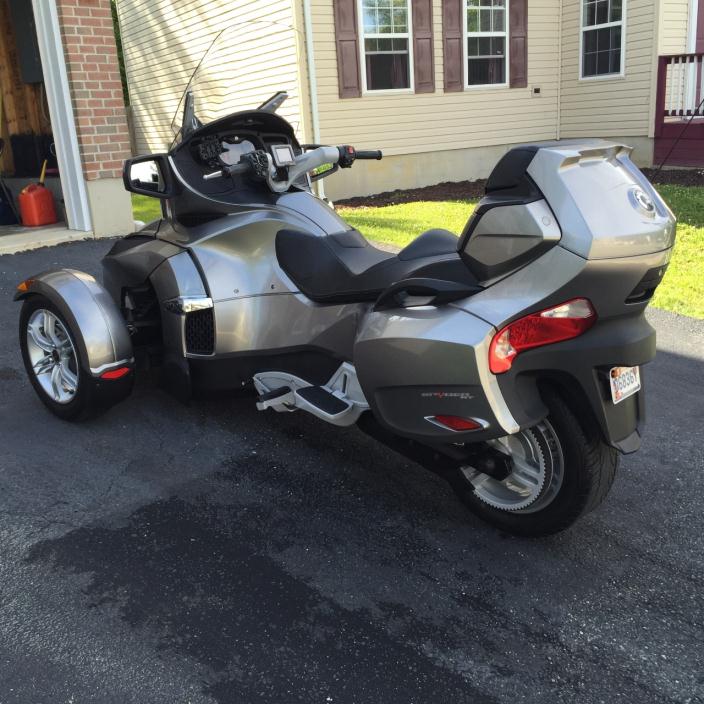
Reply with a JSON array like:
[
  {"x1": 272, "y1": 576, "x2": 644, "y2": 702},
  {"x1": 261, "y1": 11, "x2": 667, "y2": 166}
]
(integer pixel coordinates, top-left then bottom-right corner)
[{"x1": 15, "y1": 25, "x2": 676, "y2": 535}]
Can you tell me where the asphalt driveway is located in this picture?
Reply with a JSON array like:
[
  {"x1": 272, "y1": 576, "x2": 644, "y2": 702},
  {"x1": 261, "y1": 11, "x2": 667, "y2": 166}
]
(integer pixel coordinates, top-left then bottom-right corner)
[{"x1": 0, "y1": 240, "x2": 703, "y2": 704}]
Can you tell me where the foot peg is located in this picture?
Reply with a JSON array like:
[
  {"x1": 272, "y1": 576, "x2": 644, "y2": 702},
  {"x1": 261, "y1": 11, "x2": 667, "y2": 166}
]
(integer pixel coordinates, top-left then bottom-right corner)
[
  {"x1": 256, "y1": 385, "x2": 294, "y2": 411},
  {"x1": 295, "y1": 385, "x2": 351, "y2": 417},
  {"x1": 252, "y1": 364, "x2": 368, "y2": 427}
]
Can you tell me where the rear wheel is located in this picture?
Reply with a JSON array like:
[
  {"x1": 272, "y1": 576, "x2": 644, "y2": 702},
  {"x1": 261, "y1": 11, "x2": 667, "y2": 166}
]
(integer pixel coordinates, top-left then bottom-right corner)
[
  {"x1": 20, "y1": 296, "x2": 133, "y2": 420},
  {"x1": 450, "y1": 390, "x2": 619, "y2": 536}
]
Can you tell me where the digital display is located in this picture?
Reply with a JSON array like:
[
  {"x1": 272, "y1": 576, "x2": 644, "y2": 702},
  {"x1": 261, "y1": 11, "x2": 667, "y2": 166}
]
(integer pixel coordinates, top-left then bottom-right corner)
[{"x1": 272, "y1": 144, "x2": 295, "y2": 167}]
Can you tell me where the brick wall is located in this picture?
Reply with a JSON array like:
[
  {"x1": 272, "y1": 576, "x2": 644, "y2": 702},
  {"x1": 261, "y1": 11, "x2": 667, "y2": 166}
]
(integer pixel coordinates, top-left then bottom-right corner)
[{"x1": 55, "y1": 0, "x2": 131, "y2": 180}]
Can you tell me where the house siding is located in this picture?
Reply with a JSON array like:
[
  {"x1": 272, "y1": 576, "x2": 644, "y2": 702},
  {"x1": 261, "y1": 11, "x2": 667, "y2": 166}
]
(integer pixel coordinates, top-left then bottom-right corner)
[
  {"x1": 116, "y1": 0, "x2": 691, "y2": 200},
  {"x1": 309, "y1": 0, "x2": 561, "y2": 157},
  {"x1": 116, "y1": 0, "x2": 303, "y2": 154},
  {"x1": 659, "y1": 0, "x2": 692, "y2": 53},
  {"x1": 558, "y1": 0, "x2": 658, "y2": 142}
]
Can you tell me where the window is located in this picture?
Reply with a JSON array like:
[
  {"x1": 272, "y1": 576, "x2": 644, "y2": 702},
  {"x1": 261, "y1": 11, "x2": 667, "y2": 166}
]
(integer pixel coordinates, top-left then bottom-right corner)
[
  {"x1": 360, "y1": 0, "x2": 413, "y2": 91},
  {"x1": 581, "y1": 0, "x2": 625, "y2": 79},
  {"x1": 465, "y1": 0, "x2": 508, "y2": 87}
]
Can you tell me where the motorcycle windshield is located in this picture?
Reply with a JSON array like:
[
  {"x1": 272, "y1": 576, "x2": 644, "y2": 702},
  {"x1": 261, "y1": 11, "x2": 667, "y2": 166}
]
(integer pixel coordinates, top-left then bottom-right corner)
[{"x1": 170, "y1": 20, "x2": 302, "y2": 142}]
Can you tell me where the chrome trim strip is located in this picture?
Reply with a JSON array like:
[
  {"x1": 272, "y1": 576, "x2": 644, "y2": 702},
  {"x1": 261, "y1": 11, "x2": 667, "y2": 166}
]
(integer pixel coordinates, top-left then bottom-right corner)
[
  {"x1": 163, "y1": 296, "x2": 214, "y2": 314},
  {"x1": 475, "y1": 330, "x2": 521, "y2": 435},
  {"x1": 90, "y1": 358, "x2": 135, "y2": 375}
]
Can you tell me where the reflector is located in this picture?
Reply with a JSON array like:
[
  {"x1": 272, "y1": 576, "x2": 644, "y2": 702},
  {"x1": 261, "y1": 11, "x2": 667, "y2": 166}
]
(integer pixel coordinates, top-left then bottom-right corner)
[
  {"x1": 101, "y1": 367, "x2": 131, "y2": 380},
  {"x1": 432, "y1": 415, "x2": 482, "y2": 431}
]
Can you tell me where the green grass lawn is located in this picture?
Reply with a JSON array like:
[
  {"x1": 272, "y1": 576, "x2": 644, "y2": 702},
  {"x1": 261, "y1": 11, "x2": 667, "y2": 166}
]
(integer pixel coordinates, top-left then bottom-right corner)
[{"x1": 132, "y1": 183, "x2": 703, "y2": 318}]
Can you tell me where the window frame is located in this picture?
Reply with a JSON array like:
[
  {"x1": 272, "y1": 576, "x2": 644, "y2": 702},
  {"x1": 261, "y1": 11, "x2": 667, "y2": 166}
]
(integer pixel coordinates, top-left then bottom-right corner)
[
  {"x1": 357, "y1": 0, "x2": 415, "y2": 95},
  {"x1": 579, "y1": 0, "x2": 627, "y2": 81},
  {"x1": 463, "y1": 0, "x2": 510, "y2": 91}
]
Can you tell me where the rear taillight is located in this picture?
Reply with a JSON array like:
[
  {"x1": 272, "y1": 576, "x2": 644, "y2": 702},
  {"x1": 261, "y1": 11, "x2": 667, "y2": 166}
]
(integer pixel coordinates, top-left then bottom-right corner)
[{"x1": 489, "y1": 298, "x2": 597, "y2": 374}]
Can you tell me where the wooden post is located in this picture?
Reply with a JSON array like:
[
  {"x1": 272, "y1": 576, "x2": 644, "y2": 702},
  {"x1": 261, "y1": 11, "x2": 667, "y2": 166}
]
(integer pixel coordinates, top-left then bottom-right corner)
[{"x1": 654, "y1": 56, "x2": 669, "y2": 138}]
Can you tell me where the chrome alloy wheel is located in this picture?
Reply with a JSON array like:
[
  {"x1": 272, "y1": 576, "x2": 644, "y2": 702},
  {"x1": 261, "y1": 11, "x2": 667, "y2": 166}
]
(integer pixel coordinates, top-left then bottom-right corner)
[
  {"x1": 26, "y1": 309, "x2": 79, "y2": 404},
  {"x1": 461, "y1": 420, "x2": 565, "y2": 513}
]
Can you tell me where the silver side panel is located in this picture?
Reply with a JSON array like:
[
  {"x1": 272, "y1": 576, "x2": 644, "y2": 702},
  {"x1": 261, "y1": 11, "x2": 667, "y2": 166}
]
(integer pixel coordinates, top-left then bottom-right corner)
[
  {"x1": 527, "y1": 140, "x2": 676, "y2": 260},
  {"x1": 213, "y1": 293, "x2": 361, "y2": 357},
  {"x1": 190, "y1": 216, "x2": 300, "y2": 302},
  {"x1": 186, "y1": 211, "x2": 363, "y2": 359},
  {"x1": 16, "y1": 269, "x2": 133, "y2": 376},
  {"x1": 354, "y1": 304, "x2": 519, "y2": 436}
]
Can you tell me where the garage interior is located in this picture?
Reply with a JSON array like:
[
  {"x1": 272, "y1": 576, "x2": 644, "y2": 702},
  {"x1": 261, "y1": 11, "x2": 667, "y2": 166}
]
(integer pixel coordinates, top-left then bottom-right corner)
[{"x1": 0, "y1": 0, "x2": 66, "y2": 238}]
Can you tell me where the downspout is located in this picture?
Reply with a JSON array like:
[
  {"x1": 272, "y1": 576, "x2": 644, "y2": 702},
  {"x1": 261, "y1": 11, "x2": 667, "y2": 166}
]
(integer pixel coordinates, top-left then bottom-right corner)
[
  {"x1": 556, "y1": 0, "x2": 563, "y2": 140},
  {"x1": 302, "y1": 0, "x2": 325, "y2": 199}
]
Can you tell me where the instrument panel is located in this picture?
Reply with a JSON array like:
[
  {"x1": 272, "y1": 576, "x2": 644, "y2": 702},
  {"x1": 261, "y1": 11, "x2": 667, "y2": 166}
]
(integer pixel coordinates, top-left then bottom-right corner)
[{"x1": 190, "y1": 131, "x2": 297, "y2": 173}]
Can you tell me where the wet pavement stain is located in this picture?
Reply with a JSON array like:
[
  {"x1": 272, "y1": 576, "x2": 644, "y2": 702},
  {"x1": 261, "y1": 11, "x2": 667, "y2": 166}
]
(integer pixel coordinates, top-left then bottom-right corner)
[{"x1": 27, "y1": 496, "x2": 496, "y2": 704}]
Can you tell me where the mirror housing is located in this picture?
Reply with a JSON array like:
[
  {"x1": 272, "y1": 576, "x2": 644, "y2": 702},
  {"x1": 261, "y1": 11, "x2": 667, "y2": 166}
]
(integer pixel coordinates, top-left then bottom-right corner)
[{"x1": 123, "y1": 154, "x2": 176, "y2": 198}]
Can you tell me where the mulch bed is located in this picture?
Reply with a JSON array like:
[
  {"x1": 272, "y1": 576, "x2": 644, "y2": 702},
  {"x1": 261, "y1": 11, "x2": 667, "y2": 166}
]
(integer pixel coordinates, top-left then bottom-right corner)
[
  {"x1": 641, "y1": 168, "x2": 704, "y2": 187},
  {"x1": 335, "y1": 180, "x2": 487, "y2": 208},
  {"x1": 336, "y1": 168, "x2": 704, "y2": 209}
]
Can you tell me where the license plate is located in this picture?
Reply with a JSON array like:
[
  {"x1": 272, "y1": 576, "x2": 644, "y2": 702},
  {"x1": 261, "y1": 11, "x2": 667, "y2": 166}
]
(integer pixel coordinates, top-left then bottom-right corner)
[{"x1": 609, "y1": 366, "x2": 641, "y2": 405}]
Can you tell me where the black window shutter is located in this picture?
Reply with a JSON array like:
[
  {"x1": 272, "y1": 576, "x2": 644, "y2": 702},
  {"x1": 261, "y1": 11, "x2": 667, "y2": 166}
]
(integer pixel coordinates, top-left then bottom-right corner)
[
  {"x1": 509, "y1": 0, "x2": 528, "y2": 88},
  {"x1": 442, "y1": 0, "x2": 463, "y2": 92},
  {"x1": 334, "y1": 0, "x2": 362, "y2": 98},
  {"x1": 412, "y1": 0, "x2": 435, "y2": 93}
]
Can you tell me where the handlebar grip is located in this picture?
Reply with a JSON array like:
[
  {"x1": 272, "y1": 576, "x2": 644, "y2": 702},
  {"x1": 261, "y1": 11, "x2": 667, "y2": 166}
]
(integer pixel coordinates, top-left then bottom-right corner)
[{"x1": 355, "y1": 150, "x2": 383, "y2": 160}]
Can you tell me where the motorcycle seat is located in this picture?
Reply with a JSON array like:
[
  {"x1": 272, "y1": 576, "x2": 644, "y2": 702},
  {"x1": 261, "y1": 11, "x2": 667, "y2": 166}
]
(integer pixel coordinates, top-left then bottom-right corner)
[{"x1": 275, "y1": 227, "x2": 479, "y2": 304}]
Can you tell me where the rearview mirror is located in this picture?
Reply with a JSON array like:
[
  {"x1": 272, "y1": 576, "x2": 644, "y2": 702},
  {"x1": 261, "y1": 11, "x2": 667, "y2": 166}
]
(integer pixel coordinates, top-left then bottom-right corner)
[{"x1": 123, "y1": 154, "x2": 175, "y2": 198}]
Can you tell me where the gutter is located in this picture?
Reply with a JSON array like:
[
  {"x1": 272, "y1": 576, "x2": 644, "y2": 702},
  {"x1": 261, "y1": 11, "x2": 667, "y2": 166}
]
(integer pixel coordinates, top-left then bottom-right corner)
[{"x1": 302, "y1": 0, "x2": 325, "y2": 199}]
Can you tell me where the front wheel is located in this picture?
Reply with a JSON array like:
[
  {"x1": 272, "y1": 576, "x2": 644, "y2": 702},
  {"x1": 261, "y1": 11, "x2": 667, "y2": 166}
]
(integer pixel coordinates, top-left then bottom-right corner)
[
  {"x1": 449, "y1": 390, "x2": 619, "y2": 537},
  {"x1": 19, "y1": 296, "x2": 133, "y2": 420}
]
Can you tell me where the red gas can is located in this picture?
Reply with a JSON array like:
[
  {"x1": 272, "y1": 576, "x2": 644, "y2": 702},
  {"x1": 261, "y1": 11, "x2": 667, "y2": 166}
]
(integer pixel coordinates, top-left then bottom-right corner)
[{"x1": 18, "y1": 184, "x2": 57, "y2": 227}]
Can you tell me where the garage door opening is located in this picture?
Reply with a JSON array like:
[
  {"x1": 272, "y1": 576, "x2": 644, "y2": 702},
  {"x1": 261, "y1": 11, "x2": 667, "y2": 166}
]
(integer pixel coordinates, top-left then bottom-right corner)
[{"x1": 0, "y1": 0, "x2": 70, "y2": 241}]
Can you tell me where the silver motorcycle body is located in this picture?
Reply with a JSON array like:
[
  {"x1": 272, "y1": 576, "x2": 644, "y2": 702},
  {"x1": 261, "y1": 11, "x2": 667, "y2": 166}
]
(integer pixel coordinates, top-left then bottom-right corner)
[
  {"x1": 13, "y1": 24, "x2": 677, "y2": 535},
  {"x1": 17, "y1": 107, "x2": 675, "y2": 455}
]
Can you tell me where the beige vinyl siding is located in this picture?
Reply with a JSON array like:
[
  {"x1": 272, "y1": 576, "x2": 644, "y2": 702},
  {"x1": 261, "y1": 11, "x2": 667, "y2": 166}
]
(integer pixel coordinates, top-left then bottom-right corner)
[
  {"x1": 116, "y1": 0, "x2": 303, "y2": 154},
  {"x1": 659, "y1": 0, "x2": 691, "y2": 54},
  {"x1": 310, "y1": 0, "x2": 561, "y2": 157},
  {"x1": 559, "y1": 0, "x2": 657, "y2": 140}
]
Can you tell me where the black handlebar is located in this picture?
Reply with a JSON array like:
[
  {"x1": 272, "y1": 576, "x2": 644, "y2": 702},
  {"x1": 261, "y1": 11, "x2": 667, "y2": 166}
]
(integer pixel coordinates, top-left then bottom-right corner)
[
  {"x1": 337, "y1": 145, "x2": 383, "y2": 168},
  {"x1": 355, "y1": 150, "x2": 383, "y2": 160}
]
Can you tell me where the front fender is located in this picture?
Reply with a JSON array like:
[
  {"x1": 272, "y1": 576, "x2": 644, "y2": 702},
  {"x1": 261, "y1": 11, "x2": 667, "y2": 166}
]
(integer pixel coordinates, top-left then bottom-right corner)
[{"x1": 14, "y1": 269, "x2": 133, "y2": 376}]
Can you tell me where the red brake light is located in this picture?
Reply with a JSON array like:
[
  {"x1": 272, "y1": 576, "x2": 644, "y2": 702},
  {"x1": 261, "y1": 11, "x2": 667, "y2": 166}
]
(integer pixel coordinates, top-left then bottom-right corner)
[
  {"x1": 489, "y1": 298, "x2": 596, "y2": 374},
  {"x1": 431, "y1": 415, "x2": 483, "y2": 431},
  {"x1": 101, "y1": 366, "x2": 131, "y2": 380}
]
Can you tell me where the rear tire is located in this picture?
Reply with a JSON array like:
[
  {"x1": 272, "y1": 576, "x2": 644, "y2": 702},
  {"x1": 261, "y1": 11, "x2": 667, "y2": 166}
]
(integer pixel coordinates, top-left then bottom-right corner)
[
  {"x1": 449, "y1": 389, "x2": 619, "y2": 537},
  {"x1": 19, "y1": 295, "x2": 133, "y2": 421}
]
